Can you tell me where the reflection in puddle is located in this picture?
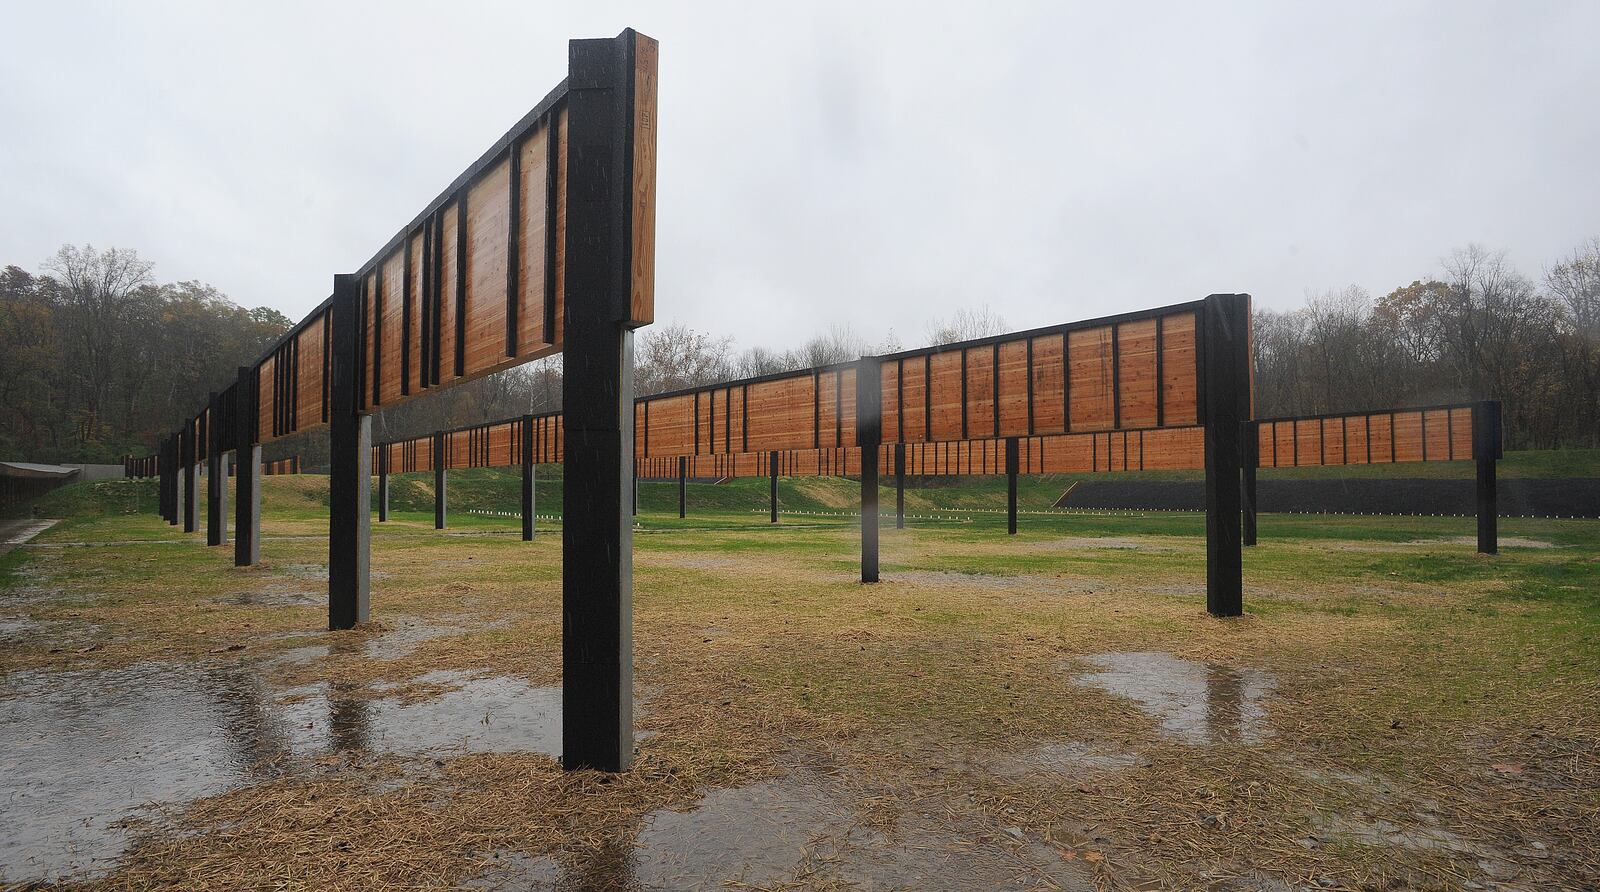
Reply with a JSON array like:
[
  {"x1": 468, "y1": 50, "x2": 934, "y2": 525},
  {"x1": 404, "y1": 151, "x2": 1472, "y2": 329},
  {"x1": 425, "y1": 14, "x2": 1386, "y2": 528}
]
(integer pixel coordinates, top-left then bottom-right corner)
[
  {"x1": 0, "y1": 663, "x2": 561, "y2": 883},
  {"x1": 1074, "y1": 651, "x2": 1275, "y2": 745},
  {"x1": 472, "y1": 772, "x2": 1094, "y2": 891}
]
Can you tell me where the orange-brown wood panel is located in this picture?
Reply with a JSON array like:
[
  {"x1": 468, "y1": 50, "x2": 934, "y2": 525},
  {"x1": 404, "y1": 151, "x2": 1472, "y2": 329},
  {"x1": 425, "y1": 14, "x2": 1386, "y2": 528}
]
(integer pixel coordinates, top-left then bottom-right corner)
[
  {"x1": 997, "y1": 340, "x2": 1030, "y2": 437},
  {"x1": 463, "y1": 157, "x2": 512, "y2": 377},
  {"x1": 837, "y1": 367, "x2": 857, "y2": 446},
  {"x1": 1068, "y1": 326, "x2": 1114, "y2": 431},
  {"x1": 743, "y1": 374, "x2": 816, "y2": 453},
  {"x1": 630, "y1": 34, "x2": 658, "y2": 326},
  {"x1": 1294, "y1": 420, "x2": 1322, "y2": 466},
  {"x1": 1117, "y1": 319, "x2": 1159, "y2": 429},
  {"x1": 516, "y1": 124, "x2": 551, "y2": 348},
  {"x1": 437, "y1": 200, "x2": 459, "y2": 381},
  {"x1": 965, "y1": 345, "x2": 996, "y2": 439},
  {"x1": 880, "y1": 361, "x2": 900, "y2": 444},
  {"x1": 257, "y1": 354, "x2": 275, "y2": 442},
  {"x1": 1368, "y1": 414, "x2": 1394, "y2": 463},
  {"x1": 553, "y1": 106, "x2": 568, "y2": 347},
  {"x1": 1257, "y1": 422, "x2": 1273, "y2": 467},
  {"x1": 927, "y1": 351, "x2": 964, "y2": 441},
  {"x1": 407, "y1": 235, "x2": 424, "y2": 393},
  {"x1": 1160, "y1": 312, "x2": 1198, "y2": 426},
  {"x1": 816, "y1": 372, "x2": 837, "y2": 448},
  {"x1": 1421, "y1": 409, "x2": 1451, "y2": 461},
  {"x1": 296, "y1": 318, "x2": 326, "y2": 432},
  {"x1": 1449, "y1": 407, "x2": 1473, "y2": 460},
  {"x1": 899, "y1": 356, "x2": 928, "y2": 442},
  {"x1": 379, "y1": 251, "x2": 406, "y2": 406},
  {"x1": 1324, "y1": 417, "x2": 1347, "y2": 465},
  {"x1": 1030, "y1": 334, "x2": 1066, "y2": 435},
  {"x1": 1392, "y1": 411, "x2": 1423, "y2": 462}
]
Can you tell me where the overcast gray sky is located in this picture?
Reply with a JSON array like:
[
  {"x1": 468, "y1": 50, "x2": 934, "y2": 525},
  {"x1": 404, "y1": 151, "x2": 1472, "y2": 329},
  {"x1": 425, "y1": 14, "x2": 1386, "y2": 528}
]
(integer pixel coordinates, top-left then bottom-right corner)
[{"x1": 2, "y1": 1, "x2": 1596, "y2": 353}]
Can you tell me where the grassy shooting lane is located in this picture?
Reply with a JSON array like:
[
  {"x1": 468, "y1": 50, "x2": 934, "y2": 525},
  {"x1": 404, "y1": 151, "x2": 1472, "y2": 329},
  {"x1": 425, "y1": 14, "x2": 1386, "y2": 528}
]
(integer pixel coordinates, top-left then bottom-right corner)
[{"x1": 1, "y1": 467, "x2": 1596, "y2": 891}]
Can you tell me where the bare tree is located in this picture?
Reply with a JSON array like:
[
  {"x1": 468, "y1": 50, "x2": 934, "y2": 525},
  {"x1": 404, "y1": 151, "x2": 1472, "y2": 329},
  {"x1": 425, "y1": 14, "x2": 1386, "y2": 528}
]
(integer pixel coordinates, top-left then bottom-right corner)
[
  {"x1": 924, "y1": 304, "x2": 1007, "y2": 345},
  {"x1": 634, "y1": 321, "x2": 734, "y2": 395},
  {"x1": 42, "y1": 245, "x2": 153, "y2": 441}
]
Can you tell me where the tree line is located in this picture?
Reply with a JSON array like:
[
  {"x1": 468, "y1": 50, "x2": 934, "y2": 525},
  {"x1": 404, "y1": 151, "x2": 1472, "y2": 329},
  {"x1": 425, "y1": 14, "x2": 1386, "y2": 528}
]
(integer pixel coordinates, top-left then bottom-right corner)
[
  {"x1": 1, "y1": 246, "x2": 291, "y2": 463},
  {"x1": 1255, "y1": 241, "x2": 1600, "y2": 449},
  {"x1": 5, "y1": 239, "x2": 1595, "y2": 466}
]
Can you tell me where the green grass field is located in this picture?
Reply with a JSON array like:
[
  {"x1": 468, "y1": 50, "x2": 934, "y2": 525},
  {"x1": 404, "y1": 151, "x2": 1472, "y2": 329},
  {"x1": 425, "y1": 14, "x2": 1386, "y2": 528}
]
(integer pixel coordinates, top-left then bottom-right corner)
[{"x1": 2, "y1": 471, "x2": 1597, "y2": 890}]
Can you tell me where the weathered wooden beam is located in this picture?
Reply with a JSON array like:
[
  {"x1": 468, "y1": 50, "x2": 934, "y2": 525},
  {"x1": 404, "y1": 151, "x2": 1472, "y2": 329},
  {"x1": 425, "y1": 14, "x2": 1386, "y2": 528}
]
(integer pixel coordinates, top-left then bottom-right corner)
[{"x1": 328, "y1": 273, "x2": 371, "y2": 630}]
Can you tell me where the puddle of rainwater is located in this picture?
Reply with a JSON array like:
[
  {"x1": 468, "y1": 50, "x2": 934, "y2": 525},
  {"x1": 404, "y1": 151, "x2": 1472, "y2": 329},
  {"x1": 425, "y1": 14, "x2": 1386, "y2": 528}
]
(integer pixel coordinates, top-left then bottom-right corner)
[
  {"x1": 1073, "y1": 651, "x2": 1276, "y2": 745},
  {"x1": 273, "y1": 671, "x2": 561, "y2": 759},
  {"x1": 471, "y1": 771, "x2": 1094, "y2": 891},
  {"x1": 0, "y1": 663, "x2": 565, "y2": 883}
]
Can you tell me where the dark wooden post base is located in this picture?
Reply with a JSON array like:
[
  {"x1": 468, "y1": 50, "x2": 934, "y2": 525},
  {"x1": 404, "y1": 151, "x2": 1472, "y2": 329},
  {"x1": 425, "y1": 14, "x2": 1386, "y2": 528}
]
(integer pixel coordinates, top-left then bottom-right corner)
[
  {"x1": 1202, "y1": 293, "x2": 1251, "y2": 618},
  {"x1": 328, "y1": 273, "x2": 371, "y2": 630}
]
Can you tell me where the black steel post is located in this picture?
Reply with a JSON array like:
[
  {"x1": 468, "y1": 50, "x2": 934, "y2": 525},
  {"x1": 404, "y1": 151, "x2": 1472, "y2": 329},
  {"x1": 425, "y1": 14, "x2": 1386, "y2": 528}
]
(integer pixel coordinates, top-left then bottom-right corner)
[
  {"x1": 1005, "y1": 436, "x2": 1019, "y2": 535},
  {"x1": 206, "y1": 391, "x2": 228, "y2": 546},
  {"x1": 160, "y1": 436, "x2": 173, "y2": 523},
  {"x1": 1242, "y1": 420, "x2": 1258, "y2": 547},
  {"x1": 522, "y1": 414, "x2": 536, "y2": 541},
  {"x1": 858, "y1": 358, "x2": 882, "y2": 583},
  {"x1": 561, "y1": 28, "x2": 652, "y2": 773},
  {"x1": 770, "y1": 450, "x2": 779, "y2": 523},
  {"x1": 1474, "y1": 399, "x2": 1502, "y2": 555},
  {"x1": 1201, "y1": 293, "x2": 1251, "y2": 617},
  {"x1": 377, "y1": 444, "x2": 389, "y2": 522},
  {"x1": 677, "y1": 456, "x2": 686, "y2": 518},
  {"x1": 894, "y1": 442, "x2": 905, "y2": 530},
  {"x1": 182, "y1": 422, "x2": 198, "y2": 533},
  {"x1": 433, "y1": 432, "x2": 447, "y2": 530},
  {"x1": 235, "y1": 366, "x2": 260, "y2": 567},
  {"x1": 328, "y1": 273, "x2": 371, "y2": 630}
]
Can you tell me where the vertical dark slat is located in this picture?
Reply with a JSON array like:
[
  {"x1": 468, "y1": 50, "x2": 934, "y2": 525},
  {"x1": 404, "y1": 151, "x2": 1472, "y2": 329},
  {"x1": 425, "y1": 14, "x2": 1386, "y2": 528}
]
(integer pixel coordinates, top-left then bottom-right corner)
[
  {"x1": 1389, "y1": 412, "x2": 1397, "y2": 462},
  {"x1": 1061, "y1": 332, "x2": 1072, "y2": 433},
  {"x1": 506, "y1": 142, "x2": 521, "y2": 357},
  {"x1": 402, "y1": 234, "x2": 414, "y2": 395},
  {"x1": 454, "y1": 194, "x2": 468, "y2": 378},
  {"x1": 1420, "y1": 411, "x2": 1428, "y2": 461},
  {"x1": 1447, "y1": 410, "x2": 1454, "y2": 461},
  {"x1": 1292, "y1": 419, "x2": 1299, "y2": 466},
  {"x1": 1319, "y1": 417, "x2": 1326, "y2": 465}
]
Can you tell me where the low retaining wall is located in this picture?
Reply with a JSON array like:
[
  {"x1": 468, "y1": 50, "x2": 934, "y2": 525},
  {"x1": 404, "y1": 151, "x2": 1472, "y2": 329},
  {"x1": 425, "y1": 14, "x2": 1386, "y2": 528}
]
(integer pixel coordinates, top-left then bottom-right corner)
[{"x1": 1061, "y1": 478, "x2": 1600, "y2": 518}]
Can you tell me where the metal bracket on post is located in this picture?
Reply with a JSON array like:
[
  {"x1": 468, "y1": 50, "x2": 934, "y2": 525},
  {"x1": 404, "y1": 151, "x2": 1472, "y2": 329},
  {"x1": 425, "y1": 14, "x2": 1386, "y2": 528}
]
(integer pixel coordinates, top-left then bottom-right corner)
[
  {"x1": 1201, "y1": 293, "x2": 1251, "y2": 617},
  {"x1": 235, "y1": 366, "x2": 260, "y2": 567},
  {"x1": 328, "y1": 273, "x2": 371, "y2": 630},
  {"x1": 1242, "y1": 420, "x2": 1258, "y2": 547},
  {"x1": 1005, "y1": 436, "x2": 1019, "y2": 536},
  {"x1": 522, "y1": 414, "x2": 536, "y2": 541},
  {"x1": 1473, "y1": 400, "x2": 1502, "y2": 555},
  {"x1": 857, "y1": 358, "x2": 882, "y2": 583},
  {"x1": 562, "y1": 27, "x2": 656, "y2": 773}
]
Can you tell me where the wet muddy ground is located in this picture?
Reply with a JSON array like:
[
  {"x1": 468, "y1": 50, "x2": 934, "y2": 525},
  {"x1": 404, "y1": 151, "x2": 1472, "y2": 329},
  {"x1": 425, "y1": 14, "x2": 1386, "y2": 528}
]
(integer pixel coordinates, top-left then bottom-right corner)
[{"x1": 1, "y1": 502, "x2": 1596, "y2": 890}]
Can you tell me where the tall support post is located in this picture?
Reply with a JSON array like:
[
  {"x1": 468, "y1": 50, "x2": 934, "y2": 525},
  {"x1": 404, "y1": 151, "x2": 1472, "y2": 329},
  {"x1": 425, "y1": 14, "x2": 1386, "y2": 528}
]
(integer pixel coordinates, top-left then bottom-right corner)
[
  {"x1": 234, "y1": 366, "x2": 260, "y2": 567},
  {"x1": 857, "y1": 358, "x2": 883, "y2": 583},
  {"x1": 521, "y1": 414, "x2": 536, "y2": 541},
  {"x1": 168, "y1": 435, "x2": 180, "y2": 525},
  {"x1": 433, "y1": 432, "x2": 448, "y2": 530},
  {"x1": 769, "y1": 450, "x2": 779, "y2": 523},
  {"x1": 1201, "y1": 293, "x2": 1251, "y2": 617},
  {"x1": 894, "y1": 442, "x2": 906, "y2": 530},
  {"x1": 377, "y1": 445, "x2": 389, "y2": 522},
  {"x1": 677, "y1": 456, "x2": 686, "y2": 518},
  {"x1": 328, "y1": 273, "x2": 371, "y2": 630},
  {"x1": 1473, "y1": 399, "x2": 1502, "y2": 555},
  {"x1": 182, "y1": 423, "x2": 198, "y2": 533},
  {"x1": 160, "y1": 436, "x2": 173, "y2": 523},
  {"x1": 1005, "y1": 436, "x2": 1019, "y2": 535},
  {"x1": 1242, "y1": 420, "x2": 1259, "y2": 547},
  {"x1": 631, "y1": 471, "x2": 638, "y2": 516},
  {"x1": 206, "y1": 391, "x2": 228, "y2": 546},
  {"x1": 562, "y1": 28, "x2": 656, "y2": 773}
]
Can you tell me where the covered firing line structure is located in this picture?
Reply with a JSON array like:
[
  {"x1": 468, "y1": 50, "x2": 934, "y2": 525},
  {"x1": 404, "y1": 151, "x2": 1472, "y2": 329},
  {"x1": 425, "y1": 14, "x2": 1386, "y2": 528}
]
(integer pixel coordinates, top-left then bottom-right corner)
[
  {"x1": 120, "y1": 28, "x2": 1504, "y2": 774},
  {"x1": 132, "y1": 29, "x2": 659, "y2": 772}
]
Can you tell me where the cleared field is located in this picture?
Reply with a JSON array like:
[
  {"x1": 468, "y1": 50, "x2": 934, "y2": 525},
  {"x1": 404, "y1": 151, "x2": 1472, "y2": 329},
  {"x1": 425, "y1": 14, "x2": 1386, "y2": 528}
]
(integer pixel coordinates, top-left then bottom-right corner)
[{"x1": 1, "y1": 476, "x2": 1596, "y2": 890}]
